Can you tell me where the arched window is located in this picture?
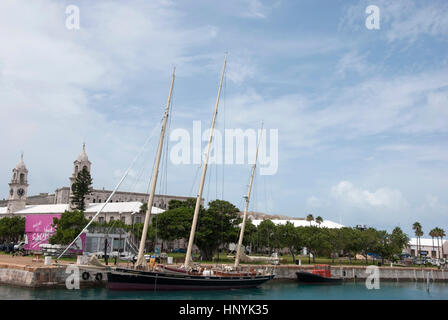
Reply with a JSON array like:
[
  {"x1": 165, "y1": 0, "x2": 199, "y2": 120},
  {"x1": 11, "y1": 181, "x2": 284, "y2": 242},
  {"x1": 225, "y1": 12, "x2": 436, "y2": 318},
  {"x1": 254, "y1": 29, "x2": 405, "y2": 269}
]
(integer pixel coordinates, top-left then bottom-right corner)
[
  {"x1": 83, "y1": 166, "x2": 87, "y2": 171},
  {"x1": 20, "y1": 173, "x2": 25, "y2": 184},
  {"x1": 75, "y1": 166, "x2": 78, "y2": 175},
  {"x1": 93, "y1": 199, "x2": 96, "y2": 203}
]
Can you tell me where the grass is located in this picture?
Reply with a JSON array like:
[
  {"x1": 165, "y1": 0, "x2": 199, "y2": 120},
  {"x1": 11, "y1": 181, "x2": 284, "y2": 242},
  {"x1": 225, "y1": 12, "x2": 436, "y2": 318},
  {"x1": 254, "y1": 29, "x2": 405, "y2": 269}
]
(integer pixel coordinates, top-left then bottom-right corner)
[{"x1": 1, "y1": 250, "x2": 436, "y2": 268}]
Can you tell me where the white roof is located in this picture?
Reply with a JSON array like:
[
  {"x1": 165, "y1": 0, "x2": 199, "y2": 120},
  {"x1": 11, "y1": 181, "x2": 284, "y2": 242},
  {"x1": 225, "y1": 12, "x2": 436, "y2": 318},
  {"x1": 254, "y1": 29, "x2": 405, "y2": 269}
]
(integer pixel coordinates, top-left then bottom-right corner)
[
  {"x1": 85, "y1": 202, "x2": 164, "y2": 214},
  {"x1": 0, "y1": 201, "x2": 164, "y2": 215},
  {"x1": 409, "y1": 238, "x2": 447, "y2": 247},
  {"x1": 250, "y1": 219, "x2": 344, "y2": 229}
]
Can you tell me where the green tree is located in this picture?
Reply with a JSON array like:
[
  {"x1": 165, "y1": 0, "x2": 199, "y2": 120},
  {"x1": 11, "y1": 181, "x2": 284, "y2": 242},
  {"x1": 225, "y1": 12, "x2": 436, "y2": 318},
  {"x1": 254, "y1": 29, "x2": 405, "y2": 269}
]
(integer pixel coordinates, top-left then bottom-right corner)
[
  {"x1": 195, "y1": 200, "x2": 240, "y2": 260},
  {"x1": 277, "y1": 222, "x2": 303, "y2": 262},
  {"x1": 359, "y1": 228, "x2": 380, "y2": 265},
  {"x1": 412, "y1": 222, "x2": 423, "y2": 258},
  {"x1": 302, "y1": 226, "x2": 329, "y2": 263},
  {"x1": 315, "y1": 216, "x2": 323, "y2": 227},
  {"x1": 327, "y1": 228, "x2": 345, "y2": 263},
  {"x1": 49, "y1": 210, "x2": 89, "y2": 245},
  {"x1": 0, "y1": 217, "x2": 25, "y2": 242},
  {"x1": 257, "y1": 219, "x2": 277, "y2": 253},
  {"x1": 242, "y1": 219, "x2": 257, "y2": 250},
  {"x1": 152, "y1": 207, "x2": 193, "y2": 241},
  {"x1": 70, "y1": 167, "x2": 93, "y2": 211},
  {"x1": 168, "y1": 198, "x2": 196, "y2": 210},
  {"x1": 341, "y1": 227, "x2": 362, "y2": 263},
  {"x1": 389, "y1": 227, "x2": 409, "y2": 261},
  {"x1": 306, "y1": 214, "x2": 314, "y2": 226},
  {"x1": 436, "y1": 228, "x2": 446, "y2": 259},
  {"x1": 429, "y1": 228, "x2": 437, "y2": 258}
]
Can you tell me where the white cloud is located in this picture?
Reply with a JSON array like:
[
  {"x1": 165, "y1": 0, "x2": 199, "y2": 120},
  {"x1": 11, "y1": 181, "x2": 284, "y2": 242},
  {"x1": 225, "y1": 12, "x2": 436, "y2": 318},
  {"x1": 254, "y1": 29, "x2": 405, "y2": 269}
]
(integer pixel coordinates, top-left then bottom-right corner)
[
  {"x1": 306, "y1": 196, "x2": 327, "y2": 209},
  {"x1": 335, "y1": 51, "x2": 373, "y2": 77},
  {"x1": 331, "y1": 181, "x2": 408, "y2": 209}
]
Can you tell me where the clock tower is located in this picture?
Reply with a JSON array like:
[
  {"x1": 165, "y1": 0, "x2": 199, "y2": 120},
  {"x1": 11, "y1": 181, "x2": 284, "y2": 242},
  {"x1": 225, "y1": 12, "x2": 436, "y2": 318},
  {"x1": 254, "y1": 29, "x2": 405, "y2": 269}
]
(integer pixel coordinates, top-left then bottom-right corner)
[
  {"x1": 69, "y1": 143, "x2": 92, "y2": 207},
  {"x1": 7, "y1": 153, "x2": 29, "y2": 213}
]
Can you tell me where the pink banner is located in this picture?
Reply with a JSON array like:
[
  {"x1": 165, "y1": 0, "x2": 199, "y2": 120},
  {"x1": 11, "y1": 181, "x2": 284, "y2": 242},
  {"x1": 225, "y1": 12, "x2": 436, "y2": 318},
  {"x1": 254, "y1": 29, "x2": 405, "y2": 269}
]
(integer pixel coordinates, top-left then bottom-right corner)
[
  {"x1": 24, "y1": 214, "x2": 86, "y2": 253},
  {"x1": 25, "y1": 214, "x2": 60, "y2": 251}
]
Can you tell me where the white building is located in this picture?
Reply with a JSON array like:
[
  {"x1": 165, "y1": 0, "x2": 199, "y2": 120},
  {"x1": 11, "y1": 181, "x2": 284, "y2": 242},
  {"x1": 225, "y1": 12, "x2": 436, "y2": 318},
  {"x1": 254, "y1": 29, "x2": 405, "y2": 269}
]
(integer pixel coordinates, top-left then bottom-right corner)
[{"x1": 405, "y1": 238, "x2": 448, "y2": 259}]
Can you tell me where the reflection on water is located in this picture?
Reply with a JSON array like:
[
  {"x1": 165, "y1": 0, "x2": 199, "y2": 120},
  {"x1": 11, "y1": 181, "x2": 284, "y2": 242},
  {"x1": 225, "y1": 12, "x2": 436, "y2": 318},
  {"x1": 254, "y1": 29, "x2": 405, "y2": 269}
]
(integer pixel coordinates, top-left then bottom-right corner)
[{"x1": 1, "y1": 281, "x2": 447, "y2": 300}]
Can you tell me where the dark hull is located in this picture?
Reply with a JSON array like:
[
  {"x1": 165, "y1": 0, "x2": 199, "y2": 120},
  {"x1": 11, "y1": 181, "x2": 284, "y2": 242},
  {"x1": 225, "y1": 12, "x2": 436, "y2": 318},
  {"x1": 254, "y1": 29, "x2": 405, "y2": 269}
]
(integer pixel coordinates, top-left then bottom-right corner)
[
  {"x1": 296, "y1": 271, "x2": 343, "y2": 284},
  {"x1": 107, "y1": 268, "x2": 275, "y2": 291}
]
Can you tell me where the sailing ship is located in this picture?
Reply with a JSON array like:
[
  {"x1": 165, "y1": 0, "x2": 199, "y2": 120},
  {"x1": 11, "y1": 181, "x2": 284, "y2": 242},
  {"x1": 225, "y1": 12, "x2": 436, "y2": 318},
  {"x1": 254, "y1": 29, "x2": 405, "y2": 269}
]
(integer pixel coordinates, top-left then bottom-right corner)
[{"x1": 107, "y1": 58, "x2": 274, "y2": 290}]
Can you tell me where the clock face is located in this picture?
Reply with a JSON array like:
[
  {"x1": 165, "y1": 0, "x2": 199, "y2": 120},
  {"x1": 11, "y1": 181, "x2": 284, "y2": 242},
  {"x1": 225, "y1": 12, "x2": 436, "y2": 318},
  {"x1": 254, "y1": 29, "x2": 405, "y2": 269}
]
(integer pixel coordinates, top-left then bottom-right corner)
[
  {"x1": 9, "y1": 189, "x2": 13, "y2": 196},
  {"x1": 17, "y1": 188, "x2": 25, "y2": 197}
]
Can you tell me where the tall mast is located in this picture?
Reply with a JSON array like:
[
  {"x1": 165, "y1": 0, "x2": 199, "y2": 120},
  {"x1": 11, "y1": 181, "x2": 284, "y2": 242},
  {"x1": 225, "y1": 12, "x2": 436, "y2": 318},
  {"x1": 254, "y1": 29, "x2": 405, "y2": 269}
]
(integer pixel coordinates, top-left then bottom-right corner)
[
  {"x1": 184, "y1": 57, "x2": 227, "y2": 268},
  {"x1": 136, "y1": 68, "x2": 175, "y2": 267},
  {"x1": 234, "y1": 123, "x2": 263, "y2": 268}
]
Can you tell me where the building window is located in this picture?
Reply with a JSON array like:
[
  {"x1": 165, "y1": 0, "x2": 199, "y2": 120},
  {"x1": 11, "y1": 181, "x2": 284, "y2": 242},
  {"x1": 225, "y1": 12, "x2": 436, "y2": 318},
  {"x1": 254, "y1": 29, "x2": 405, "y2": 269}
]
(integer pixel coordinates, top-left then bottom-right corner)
[
  {"x1": 99, "y1": 199, "x2": 102, "y2": 203},
  {"x1": 121, "y1": 217, "x2": 126, "y2": 223},
  {"x1": 93, "y1": 199, "x2": 96, "y2": 203},
  {"x1": 99, "y1": 217, "x2": 104, "y2": 223},
  {"x1": 110, "y1": 217, "x2": 114, "y2": 221},
  {"x1": 136, "y1": 217, "x2": 142, "y2": 224},
  {"x1": 20, "y1": 173, "x2": 25, "y2": 184}
]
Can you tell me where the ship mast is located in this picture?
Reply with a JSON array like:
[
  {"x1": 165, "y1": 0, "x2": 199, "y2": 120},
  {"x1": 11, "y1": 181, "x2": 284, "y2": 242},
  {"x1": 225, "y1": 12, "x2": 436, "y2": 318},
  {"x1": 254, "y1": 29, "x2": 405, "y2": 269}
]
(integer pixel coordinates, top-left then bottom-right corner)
[
  {"x1": 184, "y1": 57, "x2": 227, "y2": 268},
  {"x1": 234, "y1": 123, "x2": 263, "y2": 268},
  {"x1": 136, "y1": 68, "x2": 175, "y2": 267}
]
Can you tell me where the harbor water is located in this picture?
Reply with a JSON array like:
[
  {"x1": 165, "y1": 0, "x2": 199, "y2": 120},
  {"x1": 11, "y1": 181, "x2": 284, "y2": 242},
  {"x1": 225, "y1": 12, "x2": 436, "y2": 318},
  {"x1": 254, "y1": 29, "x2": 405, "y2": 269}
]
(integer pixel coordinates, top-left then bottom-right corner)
[{"x1": 1, "y1": 280, "x2": 447, "y2": 300}]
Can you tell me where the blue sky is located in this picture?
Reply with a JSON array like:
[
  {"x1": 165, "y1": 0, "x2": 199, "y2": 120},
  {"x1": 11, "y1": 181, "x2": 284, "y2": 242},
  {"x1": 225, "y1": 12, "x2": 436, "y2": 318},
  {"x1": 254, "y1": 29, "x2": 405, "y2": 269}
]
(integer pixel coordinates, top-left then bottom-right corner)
[{"x1": 1, "y1": 0, "x2": 447, "y2": 236}]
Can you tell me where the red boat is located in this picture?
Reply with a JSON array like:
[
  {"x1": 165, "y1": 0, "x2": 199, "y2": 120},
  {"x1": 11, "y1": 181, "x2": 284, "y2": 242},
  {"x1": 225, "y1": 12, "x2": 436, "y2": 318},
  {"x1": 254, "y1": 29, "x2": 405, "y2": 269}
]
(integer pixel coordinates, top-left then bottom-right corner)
[{"x1": 296, "y1": 264, "x2": 343, "y2": 284}]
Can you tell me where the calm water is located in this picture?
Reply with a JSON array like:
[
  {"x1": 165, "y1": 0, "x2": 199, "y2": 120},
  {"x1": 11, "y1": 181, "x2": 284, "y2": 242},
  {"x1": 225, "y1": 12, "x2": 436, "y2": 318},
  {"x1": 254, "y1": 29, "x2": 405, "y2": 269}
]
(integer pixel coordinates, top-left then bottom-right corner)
[{"x1": 1, "y1": 281, "x2": 447, "y2": 300}]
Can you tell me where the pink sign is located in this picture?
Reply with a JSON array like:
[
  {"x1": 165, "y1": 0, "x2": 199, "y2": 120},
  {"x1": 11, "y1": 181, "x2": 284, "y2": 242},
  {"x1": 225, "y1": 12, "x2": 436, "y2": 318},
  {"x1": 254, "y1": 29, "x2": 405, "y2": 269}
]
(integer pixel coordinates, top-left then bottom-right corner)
[
  {"x1": 25, "y1": 214, "x2": 86, "y2": 253},
  {"x1": 25, "y1": 214, "x2": 61, "y2": 251}
]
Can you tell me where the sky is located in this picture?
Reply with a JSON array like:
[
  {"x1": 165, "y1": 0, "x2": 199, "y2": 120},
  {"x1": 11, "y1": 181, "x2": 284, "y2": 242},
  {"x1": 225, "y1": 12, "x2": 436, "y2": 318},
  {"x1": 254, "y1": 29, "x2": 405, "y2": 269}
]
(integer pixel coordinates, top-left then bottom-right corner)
[{"x1": 0, "y1": 0, "x2": 447, "y2": 236}]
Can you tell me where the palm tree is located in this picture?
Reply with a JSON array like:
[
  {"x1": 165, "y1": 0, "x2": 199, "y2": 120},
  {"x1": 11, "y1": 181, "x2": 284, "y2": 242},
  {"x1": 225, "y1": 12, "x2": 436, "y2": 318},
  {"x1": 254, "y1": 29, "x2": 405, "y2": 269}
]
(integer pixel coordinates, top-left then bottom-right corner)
[
  {"x1": 315, "y1": 216, "x2": 323, "y2": 227},
  {"x1": 430, "y1": 228, "x2": 437, "y2": 258},
  {"x1": 412, "y1": 222, "x2": 423, "y2": 258},
  {"x1": 434, "y1": 227, "x2": 442, "y2": 259},
  {"x1": 306, "y1": 214, "x2": 314, "y2": 227},
  {"x1": 439, "y1": 228, "x2": 446, "y2": 260}
]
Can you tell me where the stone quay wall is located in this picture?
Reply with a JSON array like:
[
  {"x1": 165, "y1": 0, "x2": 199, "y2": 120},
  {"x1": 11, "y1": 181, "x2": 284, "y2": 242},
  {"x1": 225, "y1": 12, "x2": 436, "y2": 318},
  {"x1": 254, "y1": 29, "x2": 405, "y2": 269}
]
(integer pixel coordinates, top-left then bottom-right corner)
[
  {"x1": 0, "y1": 263, "x2": 107, "y2": 288},
  {"x1": 270, "y1": 264, "x2": 448, "y2": 282}
]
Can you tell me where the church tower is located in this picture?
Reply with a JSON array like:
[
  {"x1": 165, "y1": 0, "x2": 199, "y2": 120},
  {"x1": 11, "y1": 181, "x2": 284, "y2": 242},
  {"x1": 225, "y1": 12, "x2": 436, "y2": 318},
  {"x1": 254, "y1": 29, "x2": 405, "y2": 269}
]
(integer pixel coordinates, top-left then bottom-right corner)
[
  {"x1": 7, "y1": 153, "x2": 29, "y2": 213},
  {"x1": 69, "y1": 143, "x2": 92, "y2": 202}
]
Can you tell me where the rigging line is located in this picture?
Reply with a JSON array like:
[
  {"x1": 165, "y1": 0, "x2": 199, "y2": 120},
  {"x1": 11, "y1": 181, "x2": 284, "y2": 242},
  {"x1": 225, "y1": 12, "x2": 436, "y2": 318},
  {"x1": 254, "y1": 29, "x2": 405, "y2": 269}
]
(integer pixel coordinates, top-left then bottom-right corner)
[
  {"x1": 127, "y1": 136, "x2": 157, "y2": 194},
  {"x1": 222, "y1": 63, "x2": 227, "y2": 201},
  {"x1": 146, "y1": 113, "x2": 165, "y2": 196},
  {"x1": 57, "y1": 129, "x2": 155, "y2": 259},
  {"x1": 127, "y1": 116, "x2": 164, "y2": 193},
  {"x1": 158, "y1": 85, "x2": 174, "y2": 201},
  {"x1": 189, "y1": 164, "x2": 201, "y2": 198}
]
